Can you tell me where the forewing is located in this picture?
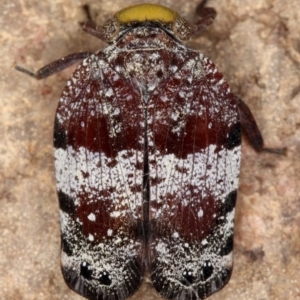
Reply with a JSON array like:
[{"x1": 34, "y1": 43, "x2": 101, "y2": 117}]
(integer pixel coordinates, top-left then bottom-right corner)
[
  {"x1": 54, "y1": 52, "x2": 144, "y2": 300},
  {"x1": 148, "y1": 54, "x2": 241, "y2": 299}
]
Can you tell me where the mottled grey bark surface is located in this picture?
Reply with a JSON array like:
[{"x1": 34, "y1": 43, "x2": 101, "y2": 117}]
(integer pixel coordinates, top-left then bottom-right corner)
[{"x1": 1, "y1": 0, "x2": 299, "y2": 299}]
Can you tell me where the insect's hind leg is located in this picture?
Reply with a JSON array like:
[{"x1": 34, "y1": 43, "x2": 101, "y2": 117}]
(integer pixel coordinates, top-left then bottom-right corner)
[{"x1": 237, "y1": 98, "x2": 286, "y2": 154}]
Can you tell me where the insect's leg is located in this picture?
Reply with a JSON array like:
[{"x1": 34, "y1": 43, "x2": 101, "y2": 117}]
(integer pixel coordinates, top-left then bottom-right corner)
[
  {"x1": 79, "y1": 21, "x2": 106, "y2": 41},
  {"x1": 82, "y1": 4, "x2": 93, "y2": 22},
  {"x1": 237, "y1": 98, "x2": 286, "y2": 154},
  {"x1": 15, "y1": 52, "x2": 91, "y2": 79},
  {"x1": 79, "y1": 4, "x2": 109, "y2": 41},
  {"x1": 191, "y1": 0, "x2": 217, "y2": 34}
]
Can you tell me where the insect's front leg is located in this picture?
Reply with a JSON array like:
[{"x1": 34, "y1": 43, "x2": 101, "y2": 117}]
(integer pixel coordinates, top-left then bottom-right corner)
[
  {"x1": 15, "y1": 52, "x2": 91, "y2": 79},
  {"x1": 191, "y1": 0, "x2": 217, "y2": 34}
]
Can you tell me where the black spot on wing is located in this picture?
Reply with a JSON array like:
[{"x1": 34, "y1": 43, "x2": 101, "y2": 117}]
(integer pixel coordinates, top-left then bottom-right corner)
[
  {"x1": 151, "y1": 260, "x2": 232, "y2": 300},
  {"x1": 80, "y1": 261, "x2": 93, "y2": 280},
  {"x1": 62, "y1": 257, "x2": 144, "y2": 300},
  {"x1": 61, "y1": 236, "x2": 73, "y2": 256},
  {"x1": 221, "y1": 190, "x2": 237, "y2": 214},
  {"x1": 58, "y1": 190, "x2": 75, "y2": 215},
  {"x1": 226, "y1": 123, "x2": 241, "y2": 150},
  {"x1": 200, "y1": 260, "x2": 214, "y2": 281},
  {"x1": 181, "y1": 269, "x2": 196, "y2": 286},
  {"x1": 99, "y1": 271, "x2": 112, "y2": 286},
  {"x1": 54, "y1": 116, "x2": 67, "y2": 149},
  {"x1": 219, "y1": 235, "x2": 233, "y2": 256}
]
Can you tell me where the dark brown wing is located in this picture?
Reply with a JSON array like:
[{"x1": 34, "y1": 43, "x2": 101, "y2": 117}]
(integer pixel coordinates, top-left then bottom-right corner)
[
  {"x1": 148, "y1": 53, "x2": 241, "y2": 300},
  {"x1": 54, "y1": 51, "x2": 144, "y2": 300}
]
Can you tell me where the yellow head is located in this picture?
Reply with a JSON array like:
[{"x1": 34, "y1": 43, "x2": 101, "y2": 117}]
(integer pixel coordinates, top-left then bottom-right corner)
[
  {"x1": 101, "y1": 4, "x2": 191, "y2": 42},
  {"x1": 115, "y1": 4, "x2": 178, "y2": 24}
]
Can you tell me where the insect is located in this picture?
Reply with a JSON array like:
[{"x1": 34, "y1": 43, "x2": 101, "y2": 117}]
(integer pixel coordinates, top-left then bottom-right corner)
[{"x1": 15, "y1": 3, "x2": 283, "y2": 300}]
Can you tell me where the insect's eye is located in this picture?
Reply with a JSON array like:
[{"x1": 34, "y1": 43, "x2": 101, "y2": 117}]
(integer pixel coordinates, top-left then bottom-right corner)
[
  {"x1": 200, "y1": 260, "x2": 214, "y2": 281},
  {"x1": 102, "y1": 17, "x2": 120, "y2": 42},
  {"x1": 80, "y1": 261, "x2": 93, "y2": 280},
  {"x1": 172, "y1": 17, "x2": 192, "y2": 41},
  {"x1": 182, "y1": 269, "x2": 195, "y2": 285},
  {"x1": 99, "y1": 271, "x2": 112, "y2": 286}
]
